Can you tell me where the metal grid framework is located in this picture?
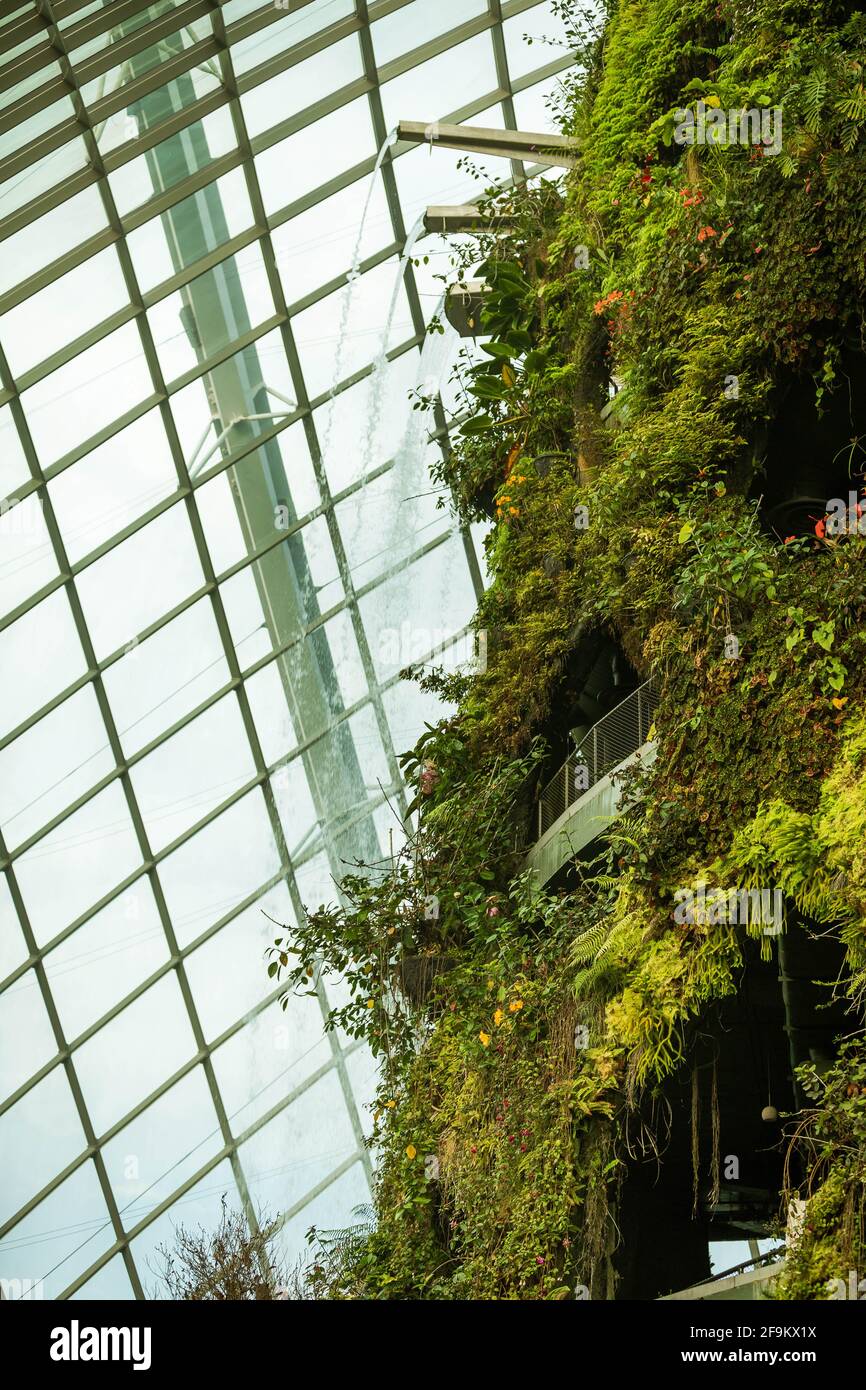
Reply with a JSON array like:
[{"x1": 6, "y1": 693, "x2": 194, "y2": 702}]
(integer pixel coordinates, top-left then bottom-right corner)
[
  {"x1": 537, "y1": 680, "x2": 658, "y2": 838},
  {"x1": 0, "y1": 0, "x2": 576, "y2": 1299}
]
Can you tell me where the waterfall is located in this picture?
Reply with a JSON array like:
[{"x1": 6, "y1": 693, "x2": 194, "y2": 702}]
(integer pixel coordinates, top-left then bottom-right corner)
[
  {"x1": 318, "y1": 128, "x2": 398, "y2": 463},
  {"x1": 357, "y1": 212, "x2": 427, "y2": 488}
]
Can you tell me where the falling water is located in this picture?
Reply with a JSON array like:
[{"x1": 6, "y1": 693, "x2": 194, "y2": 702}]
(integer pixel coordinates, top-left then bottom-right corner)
[
  {"x1": 369, "y1": 292, "x2": 460, "y2": 635},
  {"x1": 357, "y1": 212, "x2": 427, "y2": 488},
  {"x1": 318, "y1": 127, "x2": 399, "y2": 465}
]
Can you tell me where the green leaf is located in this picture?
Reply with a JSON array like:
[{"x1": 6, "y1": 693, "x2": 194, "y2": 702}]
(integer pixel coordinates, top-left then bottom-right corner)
[
  {"x1": 459, "y1": 414, "x2": 495, "y2": 436},
  {"x1": 678, "y1": 520, "x2": 695, "y2": 544}
]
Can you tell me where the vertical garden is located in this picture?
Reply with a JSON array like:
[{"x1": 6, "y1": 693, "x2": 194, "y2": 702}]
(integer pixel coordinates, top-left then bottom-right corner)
[{"x1": 273, "y1": 0, "x2": 866, "y2": 1299}]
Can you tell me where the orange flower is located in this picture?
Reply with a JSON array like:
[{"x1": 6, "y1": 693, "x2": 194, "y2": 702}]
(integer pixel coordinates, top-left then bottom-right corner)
[{"x1": 696, "y1": 225, "x2": 716, "y2": 243}]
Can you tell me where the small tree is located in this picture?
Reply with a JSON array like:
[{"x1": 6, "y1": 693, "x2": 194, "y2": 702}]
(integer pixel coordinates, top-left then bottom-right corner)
[{"x1": 153, "y1": 1198, "x2": 288, "y2": 1301}]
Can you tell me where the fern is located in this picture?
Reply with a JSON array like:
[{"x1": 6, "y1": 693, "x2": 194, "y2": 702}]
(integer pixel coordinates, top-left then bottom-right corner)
[
  {"x1": 802, "y1": 71, "x2": 829, "y2": 132},
  {"x1": 572, "y1": 920, "x2": 611, "y2": 962}
]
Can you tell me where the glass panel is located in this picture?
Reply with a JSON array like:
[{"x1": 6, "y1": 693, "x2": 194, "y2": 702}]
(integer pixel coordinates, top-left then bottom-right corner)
[
  {"x1": 0, "y1": 1066, "x2": 86, "y2": 1229},
  {"x1": 127, "y1": 167, "x2": 255, "y2": 295},
  {"x1": 128, "y1": 693, "x2": 257, "y2": 855},
  {"x1": 272, "y1": 170, "x2": 393, "y2": 306},
  {"x1": 0, "y1": 588, "x2": 87, "y2": 742},
  {"x1": 336, "y1": 442, "x2": 449, "y2": 591},
  {"x1": 158, "y1": 788, "x2": 281, "y2": 950},
  {"x1": 14, "y1": 780, "x2": 143, "y2": 946},
  {"x1": 210, "y1": 989, "x2": 333, "y2": 1135},
  {"x1": 0, "y1": 404, "x2": 30, "y2": 501},
  {"x1": 101, "y1": 597, "x2": 231, "y2": 758},
  {"x1": 232, "y1": 0, "x2": 356, "y2": 75},
  {"x1": 292, "y1": 255, "x2": 414, "y2": 401},
  {"x1": 0, "y1": 246, "x2": 129, "y2": 380},
  {"x1": 0, "y1": 134, "x2": 88, "y2": 222},
  {"x1": 128, "y1": 1157, "x2": 238, "y2": 1297},
  {"x1": 72, "y1": 14, "x2": 213, "y2": 71},
  {"x1": 382, "y1": 675, "x2": 449, "y2": 763},
  {"x1": 185, "y1": 880, "x2": 293, "y2": 1040},
  {"x1": 70, "y1": 1253, "x2": 135, "y2": 1300},
  {"x1": 0, "y1": 966, "x2": 57, "y2": 1103},
  {"x1": 148, "y1": 244, "x2": 275, "y2": 386},
  {"x1": 48, "y1": 408, "x2": 178, "y2": 566},
  {"x1": 0, "y1": 684, "x2": 114, "y2": 852},
  {"x1": 0, "y1": 94, "x2": 76, "y2": 163},
  {"x1": 170, "y1": 327, "x2": 296, "y2": 473},
  {"x1": 101, "y1": 1066, "x2": 223, "y2": 1226},
  {"x1": 379, "y1": 32, "x2": 498, "y2": 131},
  {"x1": 254, "y1": 96, "x2": 376, "y2": 216},
  {"x1": 74, "y1": 500, "x2": 205, "y2": 662},
  {"x1": 273, "y1": 1156, "x2": 368, "y2": 1267},
  {"x1": 503, "y1": 0, "x2": 574, "y2": 81},
  {"x1": 44, "y1": 877, "x2": 170, "y2": 1041},
  {"x1": 0, "y1": 184, "x2": 108, "y2": 299},
  {"x1": 372, "y1": 0, "x2": 488, "y2": 67},
  {"x1": 237, "y1": 1067, "x2": 358, "y2": 1216},
  {"x1": 344, "y1": 1042, "x2": 377, "y2": 1137},
  {"x1": 0, "y1": 1159, "x2": 116, "y2": 1302},
  {"x1": 0, "y1": 488, "x2": 59, "y2": 619},
  {"x1": 0, "y1": 872, "x2": 28, "y2": 980},
  {"x1": 314, "y1": 347, "x2": 420, "y2": 494},
  {"x1": 271, "y1": 756, "x2": 317, "y2": 856},
  {"x1": 73, "y1": 973, "x2": 198, "y2": 1135},
  {"x1": 194, "y1": 431, "x2": 320, "y2": 575},
  {"x1": 347, "y1": 703, "x2": 391, "y2": 795},
  {"x1": 241, "y1": 34, "x2": 364, "y2": 141},
  {"x1": 360, "y1": 531, "x2": 478, "y2": 683},
  {"x1": 512, "y1": 73, "x2": 567, "y2": 133},
  {"x1": 92, "y1": 57, "x2": 223, "y2": 159},
  {"x1": 243, "y1": 659, "x2": 298, "y2": 767},
  {"x1": 109, "y1": 107, "x2": 237, "y2": 219},
  {"x1": 22, "y1": 320, "x2": 153, "y2": 467},
  {"x1": 218, "y1": 547, "x2": 355, "y2": 693}
]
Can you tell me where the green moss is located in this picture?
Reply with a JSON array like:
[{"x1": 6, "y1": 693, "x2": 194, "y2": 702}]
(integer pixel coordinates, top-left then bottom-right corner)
[{"x1": 276, "y1": 0, "x2": 866, "y2": 1299}]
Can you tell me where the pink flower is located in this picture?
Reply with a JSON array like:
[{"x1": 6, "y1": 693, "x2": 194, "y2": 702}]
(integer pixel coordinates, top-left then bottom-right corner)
[{"x1": 419, "y1": 761, "x2": 439, "y2": 795}]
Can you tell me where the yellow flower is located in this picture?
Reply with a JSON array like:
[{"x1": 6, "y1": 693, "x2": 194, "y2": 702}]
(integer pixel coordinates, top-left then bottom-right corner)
[
  {"x1": 509, "y1": 507, "x2": 519, "y2": 517},
  {"x1": 494, "y1": 1008, "x2": 505, "y2": 1026},
  {"x1": 406, "y1": 1144, "x2": 417, "y2": 1160},
  {"x1": 509, "y1": 999, "x2": 524, "y2": 1013},
  {"x1": 366, "y1": 999, "x2": 375, "y2": 1008},
  {"x1": 386, "y1": 1099, "x2": 396, "y2": 1109},
  {"x1": 479, "y1": 1030, "x2": 491, "y2": 1047},
  {"x1": 832, "y1": 697, "x2": 847, "y2": 709},
  {"x1": 706, "y1": 94, "x2": 721, "y2": 108}
]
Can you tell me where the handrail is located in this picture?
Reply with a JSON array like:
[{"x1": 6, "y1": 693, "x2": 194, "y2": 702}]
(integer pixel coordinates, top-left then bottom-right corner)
[{"x1": 535, "y1": 678, "x2": 658, "y2": 839}]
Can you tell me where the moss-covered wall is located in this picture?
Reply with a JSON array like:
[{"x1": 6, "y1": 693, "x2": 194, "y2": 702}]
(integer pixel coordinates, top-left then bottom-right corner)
[{"x1": 273, "y1": 0, "x2": 866, "y2": 1299}]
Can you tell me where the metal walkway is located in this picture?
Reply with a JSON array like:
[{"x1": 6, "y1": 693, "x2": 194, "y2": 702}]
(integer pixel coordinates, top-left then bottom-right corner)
[{"x1": 527, "y1": 680, "x2": 658, "y2": 885}]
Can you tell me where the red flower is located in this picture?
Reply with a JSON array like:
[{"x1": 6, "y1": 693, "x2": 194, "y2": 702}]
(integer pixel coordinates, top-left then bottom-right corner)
[
  {"x1": 815, "y1": 517, "x2": 826, "y2": 539},
  {"x1": 696, "y1": 225, "x2": 717, "y2": 243}
]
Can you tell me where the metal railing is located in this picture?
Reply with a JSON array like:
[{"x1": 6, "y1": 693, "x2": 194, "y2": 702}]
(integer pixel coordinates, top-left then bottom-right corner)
[{"x1": 536, "y1": 679, "x2": 658, "y2": 838}]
